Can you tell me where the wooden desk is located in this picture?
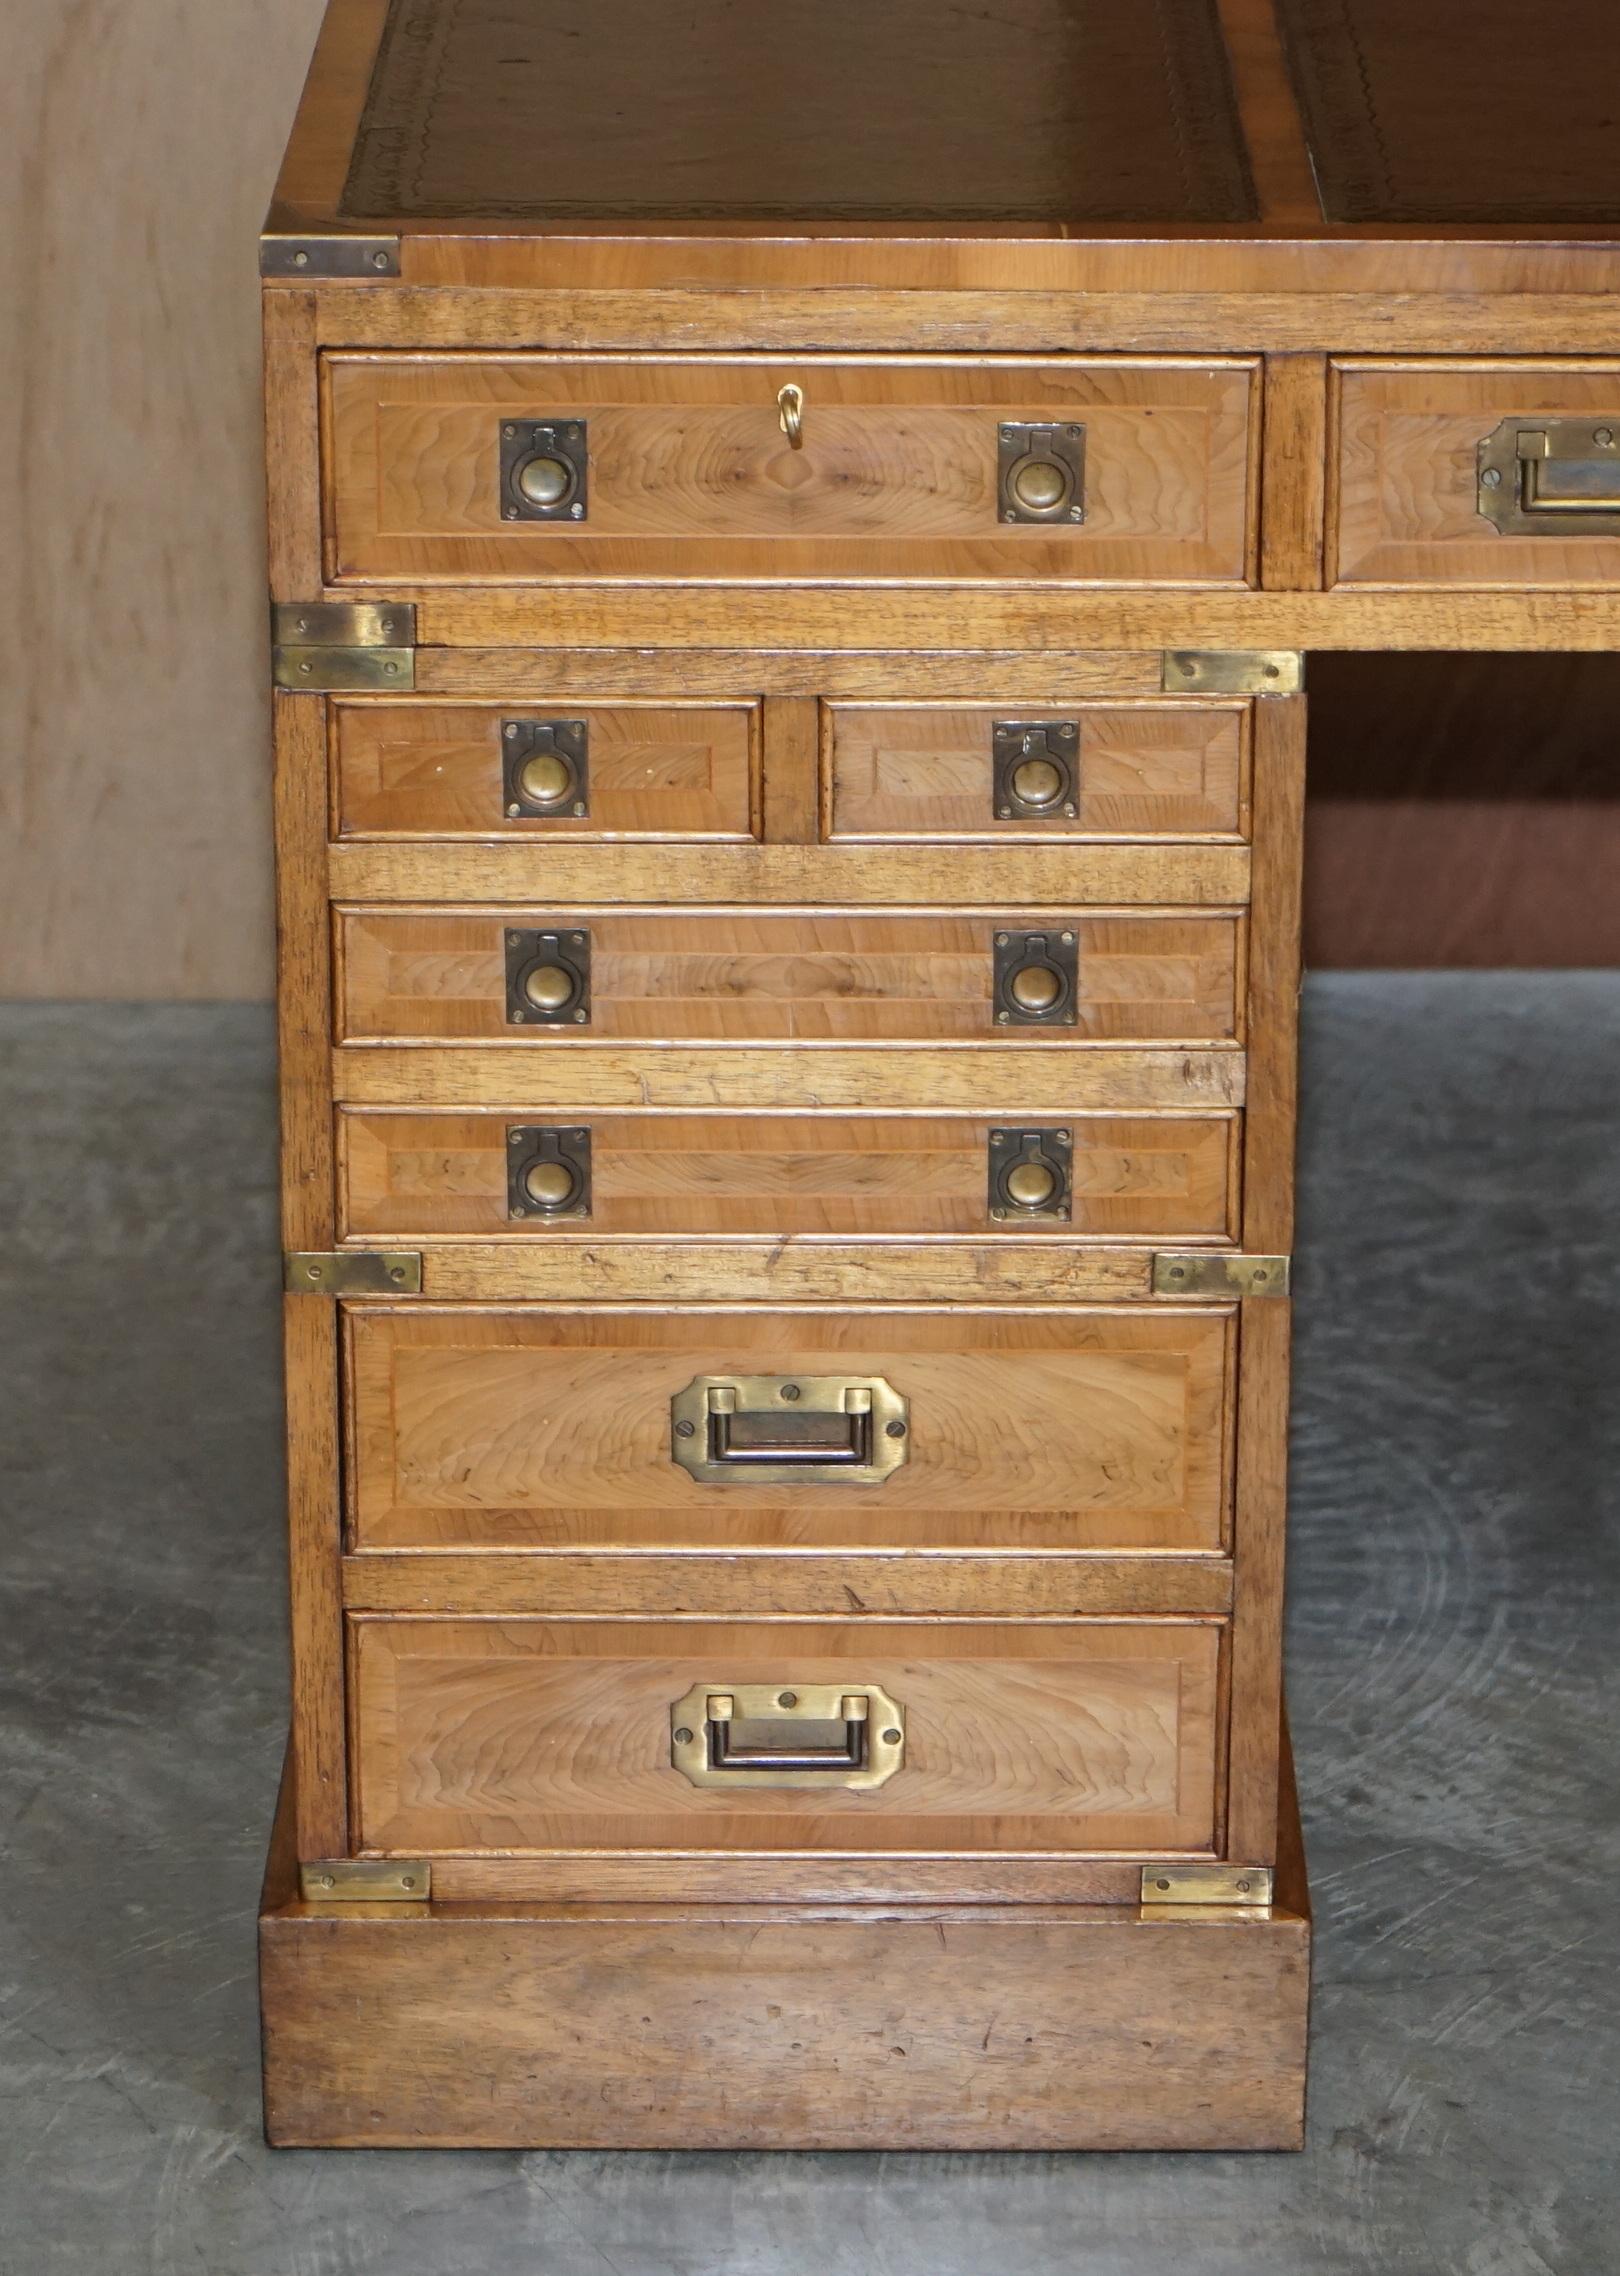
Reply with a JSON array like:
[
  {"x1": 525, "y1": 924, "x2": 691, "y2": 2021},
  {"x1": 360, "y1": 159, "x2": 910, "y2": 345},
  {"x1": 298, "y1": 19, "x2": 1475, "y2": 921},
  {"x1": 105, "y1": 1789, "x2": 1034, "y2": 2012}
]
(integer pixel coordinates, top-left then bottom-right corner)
[{"x1": 257, "y1": 0, "x2": 1618, "y2": 2149}]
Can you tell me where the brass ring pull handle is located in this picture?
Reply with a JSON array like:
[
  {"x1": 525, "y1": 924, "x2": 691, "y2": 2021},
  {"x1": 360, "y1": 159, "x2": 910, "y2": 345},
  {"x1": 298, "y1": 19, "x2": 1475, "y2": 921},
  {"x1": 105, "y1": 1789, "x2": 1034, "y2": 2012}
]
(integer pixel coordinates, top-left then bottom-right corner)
[
  {"x1": 777, "y1": 382, "x2": 805, "y2": 449},
  {"x1": 670, "y1": 1681, "x2": 906, "y2": 1790},
  {"x1": 1478, "y1": 416, "x2": 1620, "y2": 535},
  {"x1": 670, "y1": 1373, "x2": 908, "y2": 1485}
]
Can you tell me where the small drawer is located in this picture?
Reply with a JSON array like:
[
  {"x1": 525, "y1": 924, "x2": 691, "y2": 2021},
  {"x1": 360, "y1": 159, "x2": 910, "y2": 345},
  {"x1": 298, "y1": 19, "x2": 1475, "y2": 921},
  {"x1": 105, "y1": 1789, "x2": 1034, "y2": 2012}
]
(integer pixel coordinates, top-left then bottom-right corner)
[
  {"x1": 323, "y1": 353, "x2": 1259, "y2": 585},
  {"x1": 349, "y1": 1616, "x2": 1222, "y2": 1858},
  {"x1": 339, "y1": 1108, "x2": 1239, "y2": 1240},
  {"x1": 336, "y1": 908, "x2": 1244, "y2": 1045},
  {"x1": 345, "y1": 1304, "x2": 1235, "y2": 1553},
  {"x1": 1333, "y1": 360, "x2": 1620, "y2": 587},
  {"x1": 827, "y1": 702, "x2": 1248, "y2": 841},
  {"x1": 333, "y1": 700, "x2": 759, "y2": 840}
]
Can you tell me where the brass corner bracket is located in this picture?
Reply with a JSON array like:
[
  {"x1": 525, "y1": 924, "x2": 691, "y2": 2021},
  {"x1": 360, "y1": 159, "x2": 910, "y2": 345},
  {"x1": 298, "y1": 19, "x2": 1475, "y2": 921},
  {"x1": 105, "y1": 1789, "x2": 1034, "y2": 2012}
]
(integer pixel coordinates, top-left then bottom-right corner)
[
  {"x1": 284, "y1": 1251, "x2": 423, "y2": 1296},
  {"x1": 299, "y1": 1858, "x2": 431, "y2": 1902},
  {"x1": 272, "y1": 602, "x2": 416, "y2": 693},
  {"x1": 1161, "y1": 651, "x2": 1304, "y2": 696},
  {"x1": 261, "y1": 234, "x2": 401, "y2": 280},
  {"x1": 1141, "y1": 1863, "x2": 1273, "y2": 1908},
  {"x1": 1152, "y1": 1252, "x2": 1291, "y2": 1298}
]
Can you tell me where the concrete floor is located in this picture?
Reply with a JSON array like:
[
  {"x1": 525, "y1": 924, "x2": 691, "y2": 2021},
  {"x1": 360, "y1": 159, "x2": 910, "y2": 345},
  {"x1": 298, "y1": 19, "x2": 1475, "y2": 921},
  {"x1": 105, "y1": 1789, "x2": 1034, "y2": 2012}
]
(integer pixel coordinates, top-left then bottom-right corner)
[{"x1": 0, "y1": 975, "x2": 1616, "y2": 2274}]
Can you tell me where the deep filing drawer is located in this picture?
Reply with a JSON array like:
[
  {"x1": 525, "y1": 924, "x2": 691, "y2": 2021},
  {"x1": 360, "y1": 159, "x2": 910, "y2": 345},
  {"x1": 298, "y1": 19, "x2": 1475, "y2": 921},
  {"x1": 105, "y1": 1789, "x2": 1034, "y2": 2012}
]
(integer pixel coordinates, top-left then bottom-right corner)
[
  {"x1": 336, "y1": 908, "x2": 1245, "y2": 1044},
  {"x1": 1333, "y1": 359, "x2": 1620, "y2": 586},
  {"x1": 322, "y1": 353, "x2": 1259, "y2": 584},
  {"x1": 333, "y1": 700, "x2": 760, "y2": 840},
  {"x1": 826, "y1": 701, "x2": 1248, "y2": 841},
  {"x1": 338, "y1": 1107, "x2": 1240, "y2": 1240},
  {"x1": 348, "y1": 1616, "x2": 1223, "y2": 1858},
  {"x1": 344, "y1": 1304, "x2": 1235, "y2": 1553}
]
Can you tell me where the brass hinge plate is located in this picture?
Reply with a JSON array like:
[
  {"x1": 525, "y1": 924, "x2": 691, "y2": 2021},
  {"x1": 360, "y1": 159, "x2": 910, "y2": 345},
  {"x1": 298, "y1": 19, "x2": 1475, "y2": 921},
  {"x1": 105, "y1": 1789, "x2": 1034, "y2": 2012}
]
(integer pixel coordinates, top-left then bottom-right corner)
[
  {"x1": 1141, "y1": 1863, "x2": 1273, "y2": 1908},
  {"x1": 284, "y1": 1251, "x2": 423, "y2": 1295},
  {"x1": 272, "y1": 602, "x2": 416, "y2": 692},
  {"x1": 1152, "y1": 1252, "x2": 1291, "y2": 1298},
  {"x1": 299, "y1": 1858, "x2": 431, "y2": 1902},
  {"x1": 262, "y1": 234, "x2": 401, "y2": 279},
  {"x1": 1162, "y1": 650, "x2": 1304, "y2": 696}
]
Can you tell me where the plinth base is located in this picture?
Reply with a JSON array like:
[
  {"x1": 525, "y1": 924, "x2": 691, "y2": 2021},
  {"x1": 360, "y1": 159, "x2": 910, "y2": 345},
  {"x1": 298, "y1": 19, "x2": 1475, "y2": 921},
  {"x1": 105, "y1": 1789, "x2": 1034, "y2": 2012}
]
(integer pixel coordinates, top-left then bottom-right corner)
[{"x1": 260, "y1": 1747, "x2": 1310, "y2": 2151}]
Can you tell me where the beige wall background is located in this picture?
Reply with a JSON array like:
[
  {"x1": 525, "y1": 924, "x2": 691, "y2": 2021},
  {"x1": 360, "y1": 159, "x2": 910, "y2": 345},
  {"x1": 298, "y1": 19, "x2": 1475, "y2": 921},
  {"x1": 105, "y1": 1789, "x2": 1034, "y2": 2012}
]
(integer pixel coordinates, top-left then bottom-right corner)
[
  {"x1": 2, "y1": 0, "x2": 327, "y2": 997},
  {"x1": 2, "y1": 3, "x2": 1613, "y2": 991}
]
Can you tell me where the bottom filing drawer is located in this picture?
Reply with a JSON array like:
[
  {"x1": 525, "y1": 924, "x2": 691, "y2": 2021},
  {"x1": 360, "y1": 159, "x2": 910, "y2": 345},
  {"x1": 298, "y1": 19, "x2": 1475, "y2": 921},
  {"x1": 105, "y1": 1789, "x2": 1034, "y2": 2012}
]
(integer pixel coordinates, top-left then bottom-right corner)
[{"x1": 350, "y1": 1617, "x2": 1222, "y2": 1858}]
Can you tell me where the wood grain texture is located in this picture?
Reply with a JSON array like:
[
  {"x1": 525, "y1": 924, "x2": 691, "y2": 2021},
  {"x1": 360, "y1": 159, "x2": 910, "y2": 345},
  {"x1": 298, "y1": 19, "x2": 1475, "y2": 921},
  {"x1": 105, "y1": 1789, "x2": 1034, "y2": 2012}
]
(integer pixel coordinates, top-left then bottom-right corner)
[
  {"x1": 344, "y1": 1304, "x2": 1236, "y2": 1553},
  {"x1": 340, "y1": 1549, "x2": 1235, "y2": 1619},
  {"x1": 1226, "y1": 1299, "x2": 1294, "y2": 1867},
  {"x1": 1260, "y1": 354, "x2": 1328, "y2": 590},
  {"x1": 1241, "y1": 696, "x2": 1305, "y2": 1252},
  {"x1": 348, "y1": 1616, "x2": 1222, "y2": 1856},
  {"x1": 1332, "y1": 360, "x2": 1620, "y2": 588},
  {"x1": 327, "y1": 839, "x2": 1253, "y2": 906},
  {"x1": 0, "y1": 0, "x2": 326, "y2": 998},
  {"x1": 334, "y1": 1041, "x2": 1247, "y2": 1111},
  {"x1": 338, "y1": 1107, "x2": 1239, "y2": 1241},
  {"x1": 273, "y1": 693, "x2": 347, "y2": 1857},
  {"x1": 333, "y1": 699, "x2": 759, "y2": 839},
  {"x1": 336, "y1": 908, "x2": 1245, "y2": 1045},
  {"x1": 827, "y1": 702, "x2": 1248, "y2": 841},
  {"x1": 323, "y1": 353, "x2": 1260, "y2": 585}
]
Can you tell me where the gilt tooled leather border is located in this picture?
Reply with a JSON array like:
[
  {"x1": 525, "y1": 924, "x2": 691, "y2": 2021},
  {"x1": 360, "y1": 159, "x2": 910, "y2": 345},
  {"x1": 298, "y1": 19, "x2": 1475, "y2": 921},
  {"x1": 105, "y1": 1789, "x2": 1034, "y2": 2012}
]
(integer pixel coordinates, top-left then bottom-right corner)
[
  {"x1": 1278, "y1": 0, "x2": 1620, "y2": 223},
  {"x1": 340, "y1": 0, "x2": 1258, "y2": 224}
]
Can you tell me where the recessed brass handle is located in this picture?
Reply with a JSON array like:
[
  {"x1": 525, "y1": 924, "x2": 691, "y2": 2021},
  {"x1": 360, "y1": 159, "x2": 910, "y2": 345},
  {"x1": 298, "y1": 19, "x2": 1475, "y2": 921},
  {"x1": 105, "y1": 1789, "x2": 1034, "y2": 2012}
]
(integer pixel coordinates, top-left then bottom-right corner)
[
  {"x1": 1478, "y1": 416, "x2": 1620, "y2": 534},
  {"x1": 777, "y1": 382, "x2": 805, "y2": 449},
  {"x1": 670, "y1": 1373, "x2": 908, "y2": 1486},
  {"x1": 670, "y1": 1681, "x2": 906, "y2": 1790}
]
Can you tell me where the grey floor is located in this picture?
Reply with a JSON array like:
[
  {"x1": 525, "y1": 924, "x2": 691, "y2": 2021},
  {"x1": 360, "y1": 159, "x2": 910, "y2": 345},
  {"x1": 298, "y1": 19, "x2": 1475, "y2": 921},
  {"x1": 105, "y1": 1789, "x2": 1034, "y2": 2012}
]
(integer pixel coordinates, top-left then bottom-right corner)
[{"x1": 1, "y1": 975, "x2": 1616, "y2": 2275}]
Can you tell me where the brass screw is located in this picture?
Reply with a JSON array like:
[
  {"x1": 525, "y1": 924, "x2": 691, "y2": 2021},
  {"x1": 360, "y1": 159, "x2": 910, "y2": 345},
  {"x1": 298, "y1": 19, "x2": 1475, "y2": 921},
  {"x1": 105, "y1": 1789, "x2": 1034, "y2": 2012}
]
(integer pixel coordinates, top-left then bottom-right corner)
[
  {"x1": 1236, "y1": 1877, "x2": 1252, "y2": 1894},
  {"x1": 371, "y1": 251, "x2": 390, "y2": 271},
  {"x1": 291, "y1": 249, "x2": 310, "y2": 268},
  {"x1": 675, "y1": 1419, "x2": 695, "y2": 1438},
  {"x1": 1482, "y1": 467, "x2": 1503, "y2": 489},
  {"x1": 1155, "y1": 1877, "x2": 1171, "y2": 1892},
  {"x1": 778, "y1": 1691, "x2": 798, "y2": 1709},
  {"x1": 885, "y1": 1420, "x2": 906, "y2": 1439},
  {"x1": 780, "y1": 1383, "x2": 801, "y2": 1402},
  {"x1": 673, "y1": 1727, "x2": 693, "y2": 1745},
  {"x1": 400, "y1": 1874, "x2": 416, "y2": 1890},
  {"x1": 882, "y1": 1728, "x2": 902, "y2": 1745}
]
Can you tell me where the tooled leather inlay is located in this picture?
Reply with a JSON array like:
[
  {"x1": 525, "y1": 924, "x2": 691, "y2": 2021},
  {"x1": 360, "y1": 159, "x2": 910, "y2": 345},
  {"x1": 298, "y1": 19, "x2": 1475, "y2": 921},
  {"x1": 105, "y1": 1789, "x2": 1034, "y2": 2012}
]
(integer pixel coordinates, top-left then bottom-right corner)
[
  {"x1": 341, "y1": 0, "x2": 1257, "y2": 223},
  {"x1": 1279, "y1": 0, "x2": 1620, "y2": 223}
]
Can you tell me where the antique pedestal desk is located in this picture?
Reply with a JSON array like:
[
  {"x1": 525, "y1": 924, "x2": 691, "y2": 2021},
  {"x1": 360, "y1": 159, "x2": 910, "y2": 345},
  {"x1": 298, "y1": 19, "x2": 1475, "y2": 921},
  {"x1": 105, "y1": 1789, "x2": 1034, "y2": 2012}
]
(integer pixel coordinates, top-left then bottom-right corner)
[{"x1": 256, "y1": 0, "x2": 1620, "y2": 2150}]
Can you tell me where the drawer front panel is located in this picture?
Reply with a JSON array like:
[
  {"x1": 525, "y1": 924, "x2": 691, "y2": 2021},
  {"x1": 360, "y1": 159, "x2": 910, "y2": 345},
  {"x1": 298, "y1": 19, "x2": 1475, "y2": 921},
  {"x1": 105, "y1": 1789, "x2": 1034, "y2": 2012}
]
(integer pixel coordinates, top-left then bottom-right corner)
[
  {"x1": 346, "y1": 1306, "x2": 1235, "y2": 1551},
  {"x1": 350, "y1": 1617, "x2": 1222, "y2": 1856},
  {"x1": 324, "y1": 354, "x2": 1259, "y2": 584},
  {"x1": 339, "y1": 1109, "x2": 1239, "y2": 1240},
  {"x1": 828, "y1": 703, "x2": 1247, "y2": 841},
  {"x1": 337, "y1": 909, "x2": 1244, "y2": 1045},
  {"x1": 334, "y1": 701, "x2": 759, "y2": 840},
  {"x1": 1333, "y1": 361, "x2": 1620, "y2": 586}
]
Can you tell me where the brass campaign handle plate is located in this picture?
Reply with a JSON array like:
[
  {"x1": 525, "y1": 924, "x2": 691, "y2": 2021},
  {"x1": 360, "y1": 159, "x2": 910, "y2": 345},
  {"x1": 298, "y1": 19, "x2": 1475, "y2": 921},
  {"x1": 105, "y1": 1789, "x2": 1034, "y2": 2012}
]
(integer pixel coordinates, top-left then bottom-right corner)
[
  {"x1": 670, "y1": 1374, "x2": 909, "y2": 1486},
  {"x1": 670, "y1": 1681, "x2": 906, "y2": 1790},
  {"x1": 1478, "y1": 416, "x2": 1620, "y2": 535}
]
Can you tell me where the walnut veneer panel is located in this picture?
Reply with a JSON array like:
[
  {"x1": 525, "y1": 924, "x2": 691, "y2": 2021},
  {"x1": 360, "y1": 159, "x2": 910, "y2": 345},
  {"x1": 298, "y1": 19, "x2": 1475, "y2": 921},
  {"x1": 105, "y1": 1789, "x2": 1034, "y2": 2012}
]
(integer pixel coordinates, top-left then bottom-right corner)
[
  {"x1": 337, "y1": 909, "x2": 1244, "y2": 1045},
  {"x1": 334, "y1": 700, "x2": 758, "y2": 839},
  {"x1": 339, "y1": 1108, "x2": 1239, "y2": 1240},
  {"x1": 1279, "y1": 0, "x2": 1620, "y2": 224},
  {"x1": 827, "y1": 702, "x2": 1248, "y2": 841},
  {"x1": 1332, "y1": 363, "x2": 1620, "y2": 588},
  {"x1": 340, "y1": 0, "x2": 1256, "y2": 224},
  {"x1": 346, "y1": 1305, "x2": 1235, "y2": 1552},
  {"x1": 349, "y1": 1617, "x2": 1222, "y2": 1855},
  {"x1": 323, "y1": 355, "x2": 1260, "y2": 585}
]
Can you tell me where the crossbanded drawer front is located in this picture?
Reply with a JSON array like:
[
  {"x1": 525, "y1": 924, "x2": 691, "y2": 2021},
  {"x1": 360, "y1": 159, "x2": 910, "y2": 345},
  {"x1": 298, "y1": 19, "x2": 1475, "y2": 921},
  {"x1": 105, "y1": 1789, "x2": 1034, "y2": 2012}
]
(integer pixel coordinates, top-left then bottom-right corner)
[
  {"x1": 322, "y1": 353, "x2": 1258, "y2": 585},
  {"x1": 349, "y1": 1617, "x2": 1222, "y2": 1857},
  {"x1": 334, "y1": 700, "x2": 759, "y2": 840},
  {"x1": 345, "y1": 1306, "x2": 1234, "y2": 1553},
  {"x1": 1333, "y1": 360, "x2": 1620, "y2": 587},
  {"x1": 827, "y1": 702, "x2": 1247, "y2": 841},
  {"x1": 339, "y1": 1108, "x2": 1239, "y2": 1240},
  {"x1": 337, "y1": 909, "x2": 1244, "y2": 1045}
]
